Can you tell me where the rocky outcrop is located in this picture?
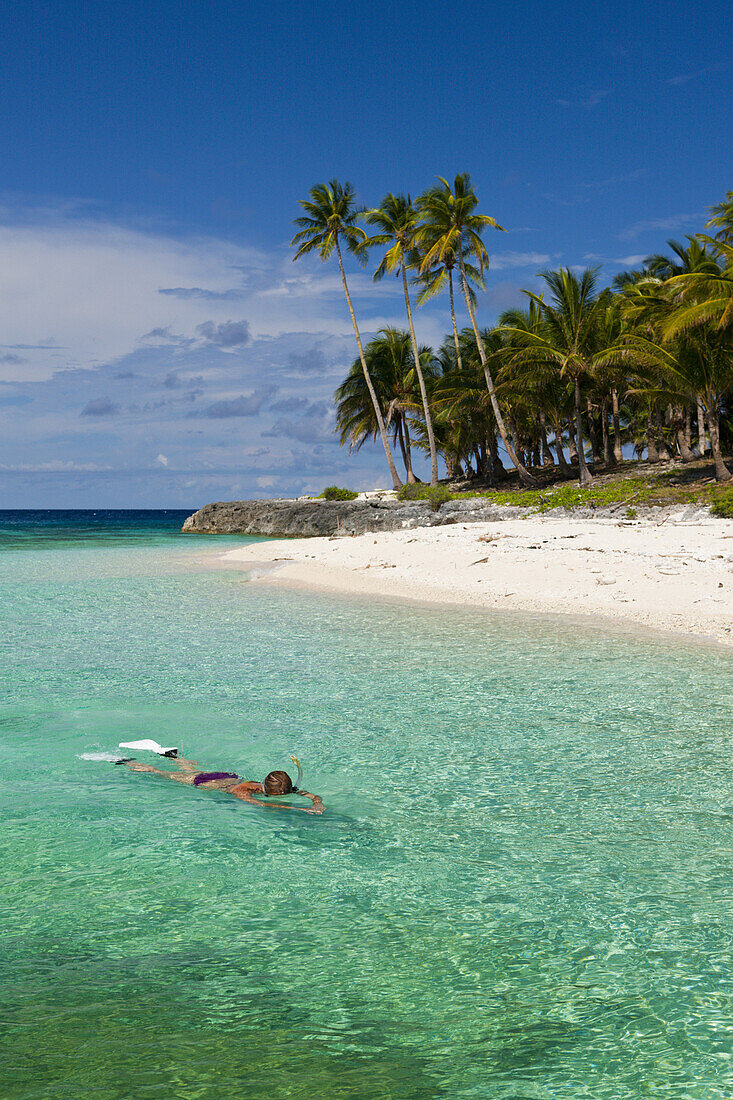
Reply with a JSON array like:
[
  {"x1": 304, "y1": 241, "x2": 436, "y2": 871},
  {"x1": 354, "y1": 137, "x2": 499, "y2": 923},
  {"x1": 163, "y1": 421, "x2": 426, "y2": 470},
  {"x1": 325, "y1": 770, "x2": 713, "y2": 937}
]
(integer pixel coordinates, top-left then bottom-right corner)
[
  {"x1": 182, "y1": 496, "x2": 712, "y2": 538},
  {"x1": 181, "y1": 497, "x2": 527, "y2": 537}
]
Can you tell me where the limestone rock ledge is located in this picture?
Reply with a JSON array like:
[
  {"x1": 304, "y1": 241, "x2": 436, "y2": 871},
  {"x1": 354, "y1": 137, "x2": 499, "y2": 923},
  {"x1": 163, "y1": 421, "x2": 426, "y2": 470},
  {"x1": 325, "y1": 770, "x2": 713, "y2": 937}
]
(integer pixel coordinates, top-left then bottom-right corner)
[{"x1": 181, "y1": 497, "x2": 524, "y2": 537}]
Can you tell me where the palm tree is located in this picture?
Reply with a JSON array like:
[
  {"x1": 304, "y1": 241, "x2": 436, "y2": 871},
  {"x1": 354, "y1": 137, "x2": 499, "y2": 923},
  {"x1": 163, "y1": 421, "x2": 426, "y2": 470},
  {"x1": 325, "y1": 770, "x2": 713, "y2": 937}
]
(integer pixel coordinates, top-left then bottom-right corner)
[
  {"x1": 706, "y1": 191, "x2": 733, "y2": 244},
  {"x1": 416, "y1": 336, "x2": 478, "y2": 479},
  {"x1": 497, "y1": 301, "x2": 573, "y2": 476},
  {"x1": 662, "y1": 237, "x2": 733, "y2": 337},
  {"x1": 502, "y1": 268, "x2": 611, "y2": 486},
  {"x1": 591, "y1": 294, "x2": 627, "y2": 466},
  {"x1": 413, "y1": 245, "x2": 484, "y2": 373},
  {"x1": 417, "y1": 173, "x2": 538, "y2": 487},
  {"x1": 291, "y1": 180, "x2": 402, "y2": 490},
  {"x1": 616, "y1": 277, "x2": 676, "y2": 462},
  {"x1": 433, "y1": 328, "x2": 511, "y2": 482},
  {"x1": 624, "y1": 242, "x2": 723, "y2": 460},
  {"x1": 612, "y1": 263, "x2": 657, "y2": 290},
  {"x1": 334, "y1": 328, "x2": 435, "y2": 482},
  {"x1": 608, "y1": 329, "x2": 732, "y2": 481},
  {"x1": 608, "y1": 274, "x2": 732, "y2": 479},
  {"x1": 361, "y1": 193, "x2": 439, "y2": 484},
  {"x1": 644, "y1": 237, "x2": 721, "y2": 280}
]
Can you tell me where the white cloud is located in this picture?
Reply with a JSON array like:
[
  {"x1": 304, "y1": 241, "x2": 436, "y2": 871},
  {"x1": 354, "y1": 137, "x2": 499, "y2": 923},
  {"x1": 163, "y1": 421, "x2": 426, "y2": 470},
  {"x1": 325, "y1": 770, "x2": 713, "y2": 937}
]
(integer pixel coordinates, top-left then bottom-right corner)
[
  {"x1": 618, "y1": 214, "x2": 702, "y2": 241},
  {"x1": 0, "y1": 459, "x2": 113, "y2": 472},
  {"x1": 196, "y1": 319, "x2": 251, "y2": 347},
  {"x1": 490, "y1": 251, "x2": 551, "y2": 271},
  {"x1": 0, "y1": 202, "x2": 534, "y2": 504},
  {"x1": 0, "y1": 212, "x2": 374, "y2": 384},
  {"x1": 584, "y1": 253, "x2": 648, "y2": 267}
]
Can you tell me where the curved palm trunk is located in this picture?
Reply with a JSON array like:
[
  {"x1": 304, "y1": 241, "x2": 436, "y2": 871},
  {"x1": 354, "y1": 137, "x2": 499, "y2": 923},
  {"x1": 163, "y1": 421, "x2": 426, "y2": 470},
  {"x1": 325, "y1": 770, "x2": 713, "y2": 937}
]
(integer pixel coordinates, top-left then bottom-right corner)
[
  {"x1": 586, "y1": 397, "x2": 601, "y2": 464},
  {"x1": 696, "y1": 396, "x2": 708, "y2": 455},
  {"x1": 395, "y1": 415, "x2": 416, "y2": 482},
  {"x1": 683, "y1": 404, "x2": 692, "y2": 455},
  {"x1": 674, "y1": 404, "x2": 695, "y2": 462},
  {"x1": 574, "y1": 377, "x2": 593, "y2": 486},
  {"x1": 646, "y1": 410, "x2": 659, "y2": 461},
  {"x1": 656, "y1": 410, "x2": 671, "y2": 460},
  {"x1": 448, "y1": 267, "x2": 463, "y2": 371},
  {"x1": 538, "y1": 411, "x2": 553, "y2": 465},
  {"x1": 612, "y1": 387, "x2": 623, "y2": 463},
  {"x1": 508, "y1": 414, "x2": 525, "y2": 467},
  {"x1": 602, "y1": 396, "x2": 614, "y2": 467},
  {"x1": 488, "y1": 432, "x2": 506, "y2": 481},
  {"x1": 401, "y1": 265, "x2": 438, "y2": 485},
  {"x1": 553, "y1": 420, "x2": 571, "y2": 476},
  {"x1": 458, "y1": 255, "x2": 537, "y2": 488},
  {"x1": 335, "y1": 239, "x2": 402, "y2": 490},
  {"x1": 567, "y1": 419, "x2": 578, "y2": 462},
  {"x1": 402, "y1": 415, "x2": 418, "y2": 483},
  {"x1": 706, "y1": 403, "x2": 732, "y2": 481}
]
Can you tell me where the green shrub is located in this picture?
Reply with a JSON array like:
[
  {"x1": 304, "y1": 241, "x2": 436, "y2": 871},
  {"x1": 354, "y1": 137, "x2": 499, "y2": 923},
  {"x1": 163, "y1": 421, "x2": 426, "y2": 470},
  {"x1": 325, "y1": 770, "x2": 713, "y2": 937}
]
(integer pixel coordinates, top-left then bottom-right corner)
[
  {"x1": 710, "y1": 487, "x2": 733, "y2": 518},
  {"x1": 321, "y1": 486, "x2": 358, "y2": 501},
  {"x1": 625, "y1": 506, "x2": 638, "y2": 518},
  {"x1": 397, "y1": 483, "x2": 453, "y2": 511}
]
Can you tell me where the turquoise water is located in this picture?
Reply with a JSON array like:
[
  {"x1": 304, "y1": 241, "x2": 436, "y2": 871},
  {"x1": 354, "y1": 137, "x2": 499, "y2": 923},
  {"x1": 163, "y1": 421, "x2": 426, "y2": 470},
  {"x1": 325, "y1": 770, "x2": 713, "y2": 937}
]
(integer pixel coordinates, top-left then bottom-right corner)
[{"x1": 2, "y1": 511, "x2": 733, "y2": 1099}]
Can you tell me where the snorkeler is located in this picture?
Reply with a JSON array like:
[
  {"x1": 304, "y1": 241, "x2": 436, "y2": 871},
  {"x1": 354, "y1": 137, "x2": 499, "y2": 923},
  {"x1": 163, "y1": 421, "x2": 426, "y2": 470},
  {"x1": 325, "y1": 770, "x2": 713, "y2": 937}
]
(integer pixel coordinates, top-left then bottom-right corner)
[{"x1": 116, "y1": 753, "x2": 324, "y2": 813}]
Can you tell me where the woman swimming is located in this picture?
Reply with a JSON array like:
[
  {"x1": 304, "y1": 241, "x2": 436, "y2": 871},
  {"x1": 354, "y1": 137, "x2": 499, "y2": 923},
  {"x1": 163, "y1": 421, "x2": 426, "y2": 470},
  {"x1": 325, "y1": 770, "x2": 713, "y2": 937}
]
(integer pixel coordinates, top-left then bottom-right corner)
[{"x1": 117, "y1": 754, "x2": 324, "y2": 813}]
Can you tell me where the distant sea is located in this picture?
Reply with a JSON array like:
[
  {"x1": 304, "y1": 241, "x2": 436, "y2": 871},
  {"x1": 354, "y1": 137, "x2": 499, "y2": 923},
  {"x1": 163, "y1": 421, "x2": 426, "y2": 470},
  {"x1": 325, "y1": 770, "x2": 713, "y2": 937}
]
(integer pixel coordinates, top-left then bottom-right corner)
[{"x1": 2, "y1": 509, "x2": 733, "y2": 1099}]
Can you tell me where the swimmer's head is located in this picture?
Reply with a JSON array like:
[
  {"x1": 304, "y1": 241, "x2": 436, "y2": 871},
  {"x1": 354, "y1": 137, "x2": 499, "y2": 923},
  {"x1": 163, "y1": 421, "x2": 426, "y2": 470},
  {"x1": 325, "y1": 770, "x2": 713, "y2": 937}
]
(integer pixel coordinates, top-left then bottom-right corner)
[{"x1": 263, "y1": 770, "x2": 294, "y2": 796}]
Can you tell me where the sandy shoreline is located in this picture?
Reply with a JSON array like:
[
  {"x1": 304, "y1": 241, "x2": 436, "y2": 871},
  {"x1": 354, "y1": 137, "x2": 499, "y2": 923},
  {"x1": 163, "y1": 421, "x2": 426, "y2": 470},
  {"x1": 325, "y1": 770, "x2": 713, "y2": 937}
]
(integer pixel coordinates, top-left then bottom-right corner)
[{"x1": 218, "y1": 513, "x2": 733, "y2": 647}]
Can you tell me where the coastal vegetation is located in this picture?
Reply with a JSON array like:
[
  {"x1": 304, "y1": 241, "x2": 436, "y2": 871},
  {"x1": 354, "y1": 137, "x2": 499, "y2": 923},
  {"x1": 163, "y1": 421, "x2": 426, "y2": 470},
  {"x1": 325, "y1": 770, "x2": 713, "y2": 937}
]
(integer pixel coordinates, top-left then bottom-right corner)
[
  {"x1": 292, "y1": 181, "x2": 733, "y2": 491},
  {"x1": 403, "y1": 466, "x2": 733, "y2": 515},
  {"x1": 320, "y1": 486, "x2": 358, "y2": 501},
  {"x1": 397, "y1": 482, "x2": 453, "y2": 510}
]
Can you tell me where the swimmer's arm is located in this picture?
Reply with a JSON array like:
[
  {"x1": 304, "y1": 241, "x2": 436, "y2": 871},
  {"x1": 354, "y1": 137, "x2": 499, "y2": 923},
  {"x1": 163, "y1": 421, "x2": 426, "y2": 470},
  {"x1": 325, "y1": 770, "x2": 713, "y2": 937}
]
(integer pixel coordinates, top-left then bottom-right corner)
[
  {"x1": 229, "y1": 781, "x2": 263, "y2": 795},
  {"x1": 296, "y1": 790, "x2": 325, "y2": 815},
  {"x1": 229, "y1": 783, "x2": 324, "y2": 813},
  {"x1": 229, "y1": 782, "x2": 273, "y2": 807}
]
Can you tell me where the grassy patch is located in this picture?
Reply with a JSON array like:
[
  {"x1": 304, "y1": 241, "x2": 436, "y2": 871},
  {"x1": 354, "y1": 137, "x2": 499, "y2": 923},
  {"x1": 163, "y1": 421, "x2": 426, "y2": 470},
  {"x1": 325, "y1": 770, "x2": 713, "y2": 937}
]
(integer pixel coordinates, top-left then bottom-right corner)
[
  {"x1": 710, "y1": 487, "x2": 733, "y2": 518},
  {"x1": 397, "y1": 483, "x2": 454, "y2": 510},
  {"x1": 456, "y1": 473, "x2": 727, "y2": 513},
  {"x1": 320, "y1": 486, "x2": 358, "y2": 501}
]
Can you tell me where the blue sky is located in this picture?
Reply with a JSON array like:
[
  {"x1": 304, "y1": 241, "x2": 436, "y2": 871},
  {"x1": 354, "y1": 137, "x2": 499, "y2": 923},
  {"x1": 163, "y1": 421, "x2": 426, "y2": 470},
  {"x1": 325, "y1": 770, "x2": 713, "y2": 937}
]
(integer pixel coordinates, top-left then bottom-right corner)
[{"x1": 1, "y1": 0, "x2": 731, "y2": 507}]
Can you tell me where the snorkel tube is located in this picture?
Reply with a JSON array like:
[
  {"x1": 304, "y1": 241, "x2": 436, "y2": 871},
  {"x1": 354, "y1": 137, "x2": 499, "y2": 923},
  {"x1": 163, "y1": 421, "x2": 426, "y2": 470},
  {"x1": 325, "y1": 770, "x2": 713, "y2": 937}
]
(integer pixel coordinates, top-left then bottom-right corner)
[
  {"x1": 290, "y1": 754, "x2": 303, "y2": 793},
  {"x1": 288, "y1": 756, "x2": 301, "y2": 792}
]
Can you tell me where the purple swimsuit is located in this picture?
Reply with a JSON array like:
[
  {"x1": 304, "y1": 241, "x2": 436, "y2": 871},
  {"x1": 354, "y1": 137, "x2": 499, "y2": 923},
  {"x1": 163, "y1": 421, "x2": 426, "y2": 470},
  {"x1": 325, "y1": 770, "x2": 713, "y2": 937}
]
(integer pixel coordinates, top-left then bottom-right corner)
[{"x1": 192, "y1": 771, "x2": 239, "y2": 786}]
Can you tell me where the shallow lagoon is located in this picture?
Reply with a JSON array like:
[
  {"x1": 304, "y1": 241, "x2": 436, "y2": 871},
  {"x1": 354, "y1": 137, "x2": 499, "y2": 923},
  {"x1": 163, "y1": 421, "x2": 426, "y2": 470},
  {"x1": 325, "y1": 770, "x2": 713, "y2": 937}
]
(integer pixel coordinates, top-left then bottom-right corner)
[{"x1": 2, "y1": 512, "x2": 733, "y2": 1099}]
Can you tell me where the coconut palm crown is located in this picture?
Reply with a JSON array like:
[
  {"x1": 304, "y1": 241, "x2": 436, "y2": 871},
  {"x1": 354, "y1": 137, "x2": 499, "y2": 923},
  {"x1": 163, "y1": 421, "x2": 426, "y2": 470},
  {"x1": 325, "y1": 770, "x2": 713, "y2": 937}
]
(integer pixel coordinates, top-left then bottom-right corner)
[
  {"x1": 291, "y1": 179, "x2": 367, "y2": 263},
  {"x1": 416, "y1": 173, "x2": 538, "y2": 487},
  {"x1": 360, "y1": 192, "x2": 440, "y2": 484},
  {"x1": 291, "y1": 180, "x2": 403, "y2": 489},
  {"x1": 500, "y1": 268, "x2": 611, "y2": 486}
]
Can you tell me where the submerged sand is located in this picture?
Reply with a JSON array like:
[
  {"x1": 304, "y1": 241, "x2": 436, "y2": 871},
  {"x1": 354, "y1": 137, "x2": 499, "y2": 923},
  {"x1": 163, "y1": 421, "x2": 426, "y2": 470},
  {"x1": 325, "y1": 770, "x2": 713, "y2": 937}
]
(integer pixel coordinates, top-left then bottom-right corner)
[{"x1": 219, "y1": 513, "x2": 733, "y2": 646}]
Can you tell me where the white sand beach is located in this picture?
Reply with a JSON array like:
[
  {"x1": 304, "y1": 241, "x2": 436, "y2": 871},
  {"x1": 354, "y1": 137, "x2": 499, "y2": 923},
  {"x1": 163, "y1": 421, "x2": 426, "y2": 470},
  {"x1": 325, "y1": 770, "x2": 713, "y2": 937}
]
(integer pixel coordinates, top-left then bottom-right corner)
[{"x1": 220, "y1": 513, "x2": 733, "y2": 646}]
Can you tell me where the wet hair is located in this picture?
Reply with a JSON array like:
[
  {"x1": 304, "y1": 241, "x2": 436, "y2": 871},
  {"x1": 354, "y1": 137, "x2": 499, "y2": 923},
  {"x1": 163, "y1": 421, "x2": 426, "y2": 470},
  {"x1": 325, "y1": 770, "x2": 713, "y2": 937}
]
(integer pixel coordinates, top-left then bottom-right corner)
[{"x1": 263, "y1": 770, "x2": 295, "y2": 796}]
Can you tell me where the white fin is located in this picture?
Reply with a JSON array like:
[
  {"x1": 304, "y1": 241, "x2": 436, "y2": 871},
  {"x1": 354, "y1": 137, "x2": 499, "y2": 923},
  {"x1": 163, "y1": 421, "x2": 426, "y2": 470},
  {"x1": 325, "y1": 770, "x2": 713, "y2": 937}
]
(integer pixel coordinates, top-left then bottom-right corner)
[{"x1": 119, "y1": 739, "x2": 178, "y2": 756}]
